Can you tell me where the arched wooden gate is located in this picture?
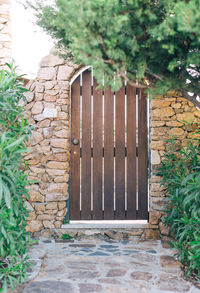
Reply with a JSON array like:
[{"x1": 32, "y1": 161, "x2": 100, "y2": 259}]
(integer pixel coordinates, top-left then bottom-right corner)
[{"x1": 70, "y1": 69, "x2": 148, "y2": 221}]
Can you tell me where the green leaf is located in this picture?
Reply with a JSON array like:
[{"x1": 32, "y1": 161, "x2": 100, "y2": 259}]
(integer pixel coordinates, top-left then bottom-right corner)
[
  {"x1": 2, "y1": 180, "x2": 11, "y2": 209},
  {"x1": 0, "y1": 176, "x2": 3, "y2": 202}
]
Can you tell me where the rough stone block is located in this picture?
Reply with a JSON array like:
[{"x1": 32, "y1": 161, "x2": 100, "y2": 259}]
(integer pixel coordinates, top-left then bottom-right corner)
[
  {"x1": 151, "y1": 183, "x2": 164, "y2": 192},
  {"x1": 150, "y1": 191, "x2": 164, "y2": 197},
  {"x1": 160, "y1": 255, "x2": 181, "y2": 268},
  {"x1": 171, "y1": 102, "x2": 181, "y2": 109},
  {"x1": 43, "y1": 127, "x2": 53, "y2": 139},
  {"x1": 151, "y1": 197, "x2": 165, "y2": 211},
  {"x1": 151, "y1": 121, "x2": 165, "y2": 127},
  {"x1": 152, "y1": 107, "x2": 175, "y2": 118},
  {"x1": 37, "y1": 67, "x2": 56, "y2": 80},
  {"x1": 151, "y1": 175, "x2": 162, "y2": 183},
  {"x1": 141, "y1": 229, "x2": 160, "y2": 240},
  {"x1": 40, "y1": 54, "x2": 65, "y2": 67},
  {"x1": 57, "y1": 209, "x2": 66, "y2": 217},
  {"x1": 54, "y1": 221, "x2": 62, "y2": 228},
  {"x1": 32, "y1": 101, "x2": 43, "y2": 115},
  {"x1": 38, "y1": 119, "x2": 51, "y2": 128},
  {"x1": 34, "y1": 204, "x2": 46, "y2": 211},
  {"x1": 194, "y1": 110, "x2": 200, "y2": 118},
  {"x1": 58, "y1": 201, "x2": 66, "y2": 210},
  {"x1": 33, "y1": 114, "x2": 45, "y2": 121},
  {"x1": 51, "y1": 138, "x2": 68, "y2": 149},
  {"x1": 43, "y1": 220, "x2": 55, "y2": 229},
  {"x1": 28, "y1": 131, "x2": 43, "y2": 146},
  {"x1": 47, "y1": 161, "x2": 67, "y2": 170},
  {"x1": 48, "y1": 183, "x2": 68, "y2": 194},
  {"x1": 55, "y1": 129, "x2": 68, "y2": 138},
  {"x1": 24, "y1": 92, "x2": 34, "y2": 103},
  {"x1": 36, "y1": 83, "x2": 44, "y2": 93},
  {"x1": 151, "y1": 150, "x2": 161, "y2": 165},
  {"x1": 46, "y1": 193, "x2": 69, "y2": 202},
  {"x1": 46, "y1": 202, "x2": 57, "y2": 210},
  {"x1": 26, "y1": 220, "x2": 43, "y2": 233},
  {"x1": 151, "y1": 127, "x2": 167, "y2": 136},
  {"x1": 29, "y1": 190, "x2": 44, "y2": 202},
  {"x1": 44, "y1": 94, "x2": 57, "y2": 102},
  {"x1": 25, "y1": 201, "x2": 34, "y2": 211},
  {"x1": 46, "y1": 169, "x2": 66, "y2": 176},
  {"x1": 169, "y1": 127, "x2": 185, "y2": 137},
  {"x1": 43, "y1": 108, "x2": 57, "y2": 118},
  {"x1": 45, "y1": 81, "x2": 55, "y2": 90},
  {"x1": 151, "y1": 99, "x2": 171, "y2": 109},
  {"x1": 151, "y1": 141, "x2": 165, "y2": 150},
  {"x1": 166, "y1": 121, "x2": 183, "y2": 127},
  {"x1": 57, "y1": 65, "x2": 75, "y2": 80},
  {"x1": 176, "y1": 112, "x2": 195, "y2": 123},
  {"x1": 27, "y1": 212, "x2": 36, "y2": 221},
  {"x1": 48, "y1": 153, "x2": 68, "y2": 162},
  {"x1": 159, "y1": 222, "x2": 170, "y2": 236},
  {"x1": 29, "y1": 166, "x2": 45, "y2": 174},
  {"x1": 37, "y1": 214, "x2": 55, "y2": 220},
  {"x1": 149, "y1": 211, "x2": 161, "y2": 225}
]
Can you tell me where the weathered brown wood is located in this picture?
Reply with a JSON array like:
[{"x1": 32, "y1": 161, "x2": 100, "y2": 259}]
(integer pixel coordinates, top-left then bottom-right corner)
[
  {"x1": 115, "y1": 85, "x2": 125, "y2": 219},
  {"x1": 93, "y1": 78, "x2": 103, "y2": 219},
  {"x1": 70, "y1": 76, "x2": 81, "y2": 220},
  {"x1": 104, "y1": 88, "x2": 114, "y2": 220},
  {"x1": 71, "y1": 71, "x2": 148, "y2": 221},
  {"x1": 126, "y1": 85, "x2": 137, "y2": 219},
  {"x1": 81, "y1": 70, "x2": 92, "y2": 220},
  {"x1": 137, "y1": 89, "x2": 148, "y2": 219}
]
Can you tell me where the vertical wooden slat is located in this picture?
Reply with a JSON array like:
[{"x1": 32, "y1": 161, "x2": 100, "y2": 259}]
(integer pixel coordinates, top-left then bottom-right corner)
[
  {"x1": 138, "y1": 89, "x2": 148, "y2": 219},
  {"x1": 115, "y1": 85, "x2": 125, "y2": 219},
  {"x1": 127, "y1": 85, "x2": 137, "y2": 219},
  {"x1": 104, "y1": 89, "x2": 114, "y2": 219},
  {"x1": 81, "y1": 70, "x2": 92, "y2": 220},
  {"x1": 93, "y1": 78, "x2": 103, "y2": 219},
  {"x1": 70, "y1": 76, "x2": 81, "y2": 220}
]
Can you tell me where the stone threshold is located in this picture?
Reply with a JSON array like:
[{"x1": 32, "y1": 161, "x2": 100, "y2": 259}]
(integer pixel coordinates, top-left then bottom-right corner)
[{"x1": 61, "y1": 220, "x2": 157, "y2": 229}]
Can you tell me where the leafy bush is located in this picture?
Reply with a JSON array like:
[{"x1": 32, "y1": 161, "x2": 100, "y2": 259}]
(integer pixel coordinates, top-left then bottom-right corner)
[
  {"x1": 0, "y1": 64, "x2": 32, "y2": 292},
  {"x1": 157, "y1": 127, "x2": 200, "y2": 280},
  {"x1": 61, "y1": 233, "x2": 72, "y2": 240}
]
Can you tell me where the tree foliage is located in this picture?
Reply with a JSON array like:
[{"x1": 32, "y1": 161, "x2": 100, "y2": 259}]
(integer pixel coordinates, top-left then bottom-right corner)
[{"x1": 29, "y1": 0, "x2": 200, "y2": 106}]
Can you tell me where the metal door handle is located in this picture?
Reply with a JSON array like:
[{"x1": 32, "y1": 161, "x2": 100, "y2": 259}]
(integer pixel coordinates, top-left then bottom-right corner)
[{"x1": 72, "y1": 138, "x2": 79, "y2": 145}]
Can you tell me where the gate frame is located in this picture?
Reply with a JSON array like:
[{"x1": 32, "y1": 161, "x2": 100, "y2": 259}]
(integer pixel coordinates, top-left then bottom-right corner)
[{"x1": 69, "y1": 66, "x2": 150, "y2": 222}]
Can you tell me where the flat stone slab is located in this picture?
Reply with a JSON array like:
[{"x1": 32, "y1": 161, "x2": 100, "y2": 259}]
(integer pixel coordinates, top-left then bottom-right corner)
[
  {"x1": 24, "y1": 281, "x2": 74, "y2": 293},
  {"x1": 21, "y1": 238, "x2": 198, "y2": 293}
]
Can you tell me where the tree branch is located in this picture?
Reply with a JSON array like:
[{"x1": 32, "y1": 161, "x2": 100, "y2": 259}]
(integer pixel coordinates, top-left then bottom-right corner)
[
  {"x1": 181, "y1": 90, "x2": 200, "y2": 108},
  {"x1": 98, "y1": 35, "x2": 147, "y2": 88},
  {"x1": 99, "y1": 35, "x2": 200, "y2": 107}
]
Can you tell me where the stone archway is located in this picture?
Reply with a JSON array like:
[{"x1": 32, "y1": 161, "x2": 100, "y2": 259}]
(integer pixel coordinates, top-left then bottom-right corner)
[{"x1": 24, "y1": 50, "x2": 200, "y2": 238}]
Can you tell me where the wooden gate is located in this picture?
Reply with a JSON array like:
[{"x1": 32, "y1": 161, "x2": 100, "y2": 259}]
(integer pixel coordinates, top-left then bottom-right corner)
[{"x1": 70, "y1": 69, "x2": 148, "y2": 220}]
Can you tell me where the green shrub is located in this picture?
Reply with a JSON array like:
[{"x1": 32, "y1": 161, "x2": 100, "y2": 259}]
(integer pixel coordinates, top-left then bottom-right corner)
[
  {"x1": 0, "y1": 64, "x2": 32, "y2": 292},
  {"x1": 61, "y1": 233, "x2": 72, "y2": 240},
  {"x1": 157, "y1": 127, "x2": 200, "y2": 280}
]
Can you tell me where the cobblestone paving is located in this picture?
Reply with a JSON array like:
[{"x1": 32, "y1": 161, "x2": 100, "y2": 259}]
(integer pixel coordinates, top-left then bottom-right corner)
[{"x1": 22, "y1": 238, "x2": 199, "y2": 293}]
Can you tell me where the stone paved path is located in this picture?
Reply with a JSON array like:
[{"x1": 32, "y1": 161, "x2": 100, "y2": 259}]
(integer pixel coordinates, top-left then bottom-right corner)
[{"x1": 20, "y1": 238, "x2": 199, "y2": 293}]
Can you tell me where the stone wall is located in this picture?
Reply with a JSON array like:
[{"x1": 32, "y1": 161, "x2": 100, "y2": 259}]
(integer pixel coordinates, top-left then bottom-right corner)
[
  {"x1": 0, "y1": 0, "x2": 11, "y2": 66},
  {"x1": 24, "y1": 52, "x2": 80, "y2": 237},
  {"x1": 149, "y1": 92, "x2": 200, "y2": 236},
  {"x1": 24, "y1": 51, "x2": 200, "y2": 238}
]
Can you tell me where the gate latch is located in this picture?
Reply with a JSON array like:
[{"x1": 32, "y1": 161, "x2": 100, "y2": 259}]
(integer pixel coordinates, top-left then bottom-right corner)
[{"x1": 72, "y1": 138, "x2": 79, "y2": 145}]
